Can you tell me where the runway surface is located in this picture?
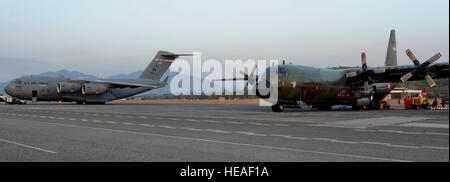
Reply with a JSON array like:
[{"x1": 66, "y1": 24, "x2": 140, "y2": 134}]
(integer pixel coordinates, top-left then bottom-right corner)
[{"x1": 0, "y1": 103, "x2": 448, "y2": 162}]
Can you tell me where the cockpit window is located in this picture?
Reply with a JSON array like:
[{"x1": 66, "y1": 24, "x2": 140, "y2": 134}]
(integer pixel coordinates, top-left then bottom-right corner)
[
  {"x1": 265, "y1": 67, "x2": 287, "y2": 76},
  {"x1": 13, "y1": 79, "x2": 22, "y2": 84},
  {"x1": 278, "y1": 68, "x2": 287, "y2": 76}
]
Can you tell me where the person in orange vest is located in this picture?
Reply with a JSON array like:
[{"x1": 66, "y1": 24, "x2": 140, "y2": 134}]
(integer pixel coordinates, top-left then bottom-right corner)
[
  {"x1": 404, "y1": 96, "x2": 407, "y2": 109},
  {"x1": 404, "y1": 96, "x2": 412, "y2": 109},
  {"x1": 408, "y1": 96, "x2": 413, "y2": 109}
]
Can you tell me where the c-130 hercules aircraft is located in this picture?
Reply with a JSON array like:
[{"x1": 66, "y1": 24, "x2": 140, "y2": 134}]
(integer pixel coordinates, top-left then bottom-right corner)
[
  {"x1": 4, "y1": 51, "x2": 191, "y2": 104},
  {"x1": 220, "y1": 30, "x2": 449, "y2": 112}
]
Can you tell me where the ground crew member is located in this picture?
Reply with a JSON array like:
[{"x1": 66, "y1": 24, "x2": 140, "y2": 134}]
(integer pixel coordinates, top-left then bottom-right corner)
[
  {"x1": 404, "y1": 96, "x2": 412, "y2": 109},
  {"x1": 432, "y1": 98, "x2": 438, "y2": 109},
  {"x1": 404, "y1": 96, "x2": 409, "y2": 109}
]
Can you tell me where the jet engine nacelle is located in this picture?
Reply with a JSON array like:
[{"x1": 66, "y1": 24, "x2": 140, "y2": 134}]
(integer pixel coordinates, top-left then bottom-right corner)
[
  {"x1": 57, "y1": 82, "x2": 82, "y2": 93},
  {"x1": 356, "y1": 98, "x2": 371, "y2": 106},
  {"x1": 82, "y1": 83, "x2": 109, "y2": 95}
]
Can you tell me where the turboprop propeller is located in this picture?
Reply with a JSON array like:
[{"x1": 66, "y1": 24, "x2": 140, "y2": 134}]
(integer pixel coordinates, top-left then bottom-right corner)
[
  {"x1": 345, "y1": 52, "x2": 386, "y2": 93},
  {"x1": 400, "y1": 49, "x2": 442, "y2": 87}
]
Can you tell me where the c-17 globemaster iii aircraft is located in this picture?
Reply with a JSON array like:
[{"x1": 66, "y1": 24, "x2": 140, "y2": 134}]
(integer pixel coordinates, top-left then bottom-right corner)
[
  {"x1": 4, "y1": 51, "x2": 191, "y2": 104},
  {"x1": 220, "y1": 30, "x2": 449, "y2": 112}
]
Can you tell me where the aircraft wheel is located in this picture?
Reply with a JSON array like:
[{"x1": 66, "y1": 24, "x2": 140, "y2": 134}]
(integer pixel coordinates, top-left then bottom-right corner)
[
  {"x1": 76, "y1": 101, "x2": 84, "y2": 104},
  {"x1": 272, "y1": 103, "x2": 284, "y2": 112}
]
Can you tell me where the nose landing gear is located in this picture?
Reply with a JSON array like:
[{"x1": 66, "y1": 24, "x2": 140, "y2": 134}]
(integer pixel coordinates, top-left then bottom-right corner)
[{"x1": 271, "y1": 103, "x2": 285, "y2": 112}]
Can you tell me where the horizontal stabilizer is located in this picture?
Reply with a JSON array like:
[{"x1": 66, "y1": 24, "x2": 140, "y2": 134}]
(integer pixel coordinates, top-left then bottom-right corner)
[{"x1": 139, "y1": 51, "x2": 192, "y2": 80}]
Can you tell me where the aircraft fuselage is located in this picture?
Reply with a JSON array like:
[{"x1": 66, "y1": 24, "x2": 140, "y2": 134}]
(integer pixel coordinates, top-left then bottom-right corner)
[
  {"x1": 265, "y1": 64, "x2": 392, "y2": 108},
  {"x1": 4, "y1": 76, "x2": 154, "y2": 103}
]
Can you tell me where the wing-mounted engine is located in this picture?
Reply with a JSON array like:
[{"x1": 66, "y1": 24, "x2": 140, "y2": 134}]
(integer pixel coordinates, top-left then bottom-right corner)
[
  {"x1": 400, "y1": 49, "x2": 442, "y2": 87},
  {"x1": 57, "y1": 82, "x2": 82, "y2": 93},
  {"x1": 345, "y1": 52, "x2": 386, "y2": 93},
  {"x1": 346, "y1": 53, "x2": 391, "y2": 109},
  {"x1": 82, "y1": 83, "x2": 109, "y2": 95}
]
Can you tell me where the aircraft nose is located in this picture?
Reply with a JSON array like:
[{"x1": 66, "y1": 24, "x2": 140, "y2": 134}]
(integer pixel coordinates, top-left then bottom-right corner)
[
  {"x1": 4, "y1": 84, "x2": 12, "y2": 96},
  {"x1": 256, "y1": 80, "x2": 271, "y2": 98}
]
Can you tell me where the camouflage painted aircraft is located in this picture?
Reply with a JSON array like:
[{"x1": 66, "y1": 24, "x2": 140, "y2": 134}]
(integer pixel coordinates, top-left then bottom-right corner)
[
  {"x1": 223, "y1": 30, "x2": 449, "y2": 112},
  {"x1": 3, "y1": 51, "x2": 191, "y2": 104}
]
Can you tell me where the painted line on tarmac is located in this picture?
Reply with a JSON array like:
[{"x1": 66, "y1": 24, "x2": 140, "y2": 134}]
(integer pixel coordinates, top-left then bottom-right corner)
[
  {"x1": 185, "y1": 119, "x2": 200, "y2": 122},
  {"x1": 0, "y1": 138, "x2": 57, "y2": 154},
  {"x1": 356, "y1": 129, "x2": 449, "y2": 136},
  {"x1": 179, "y1": 127, "x2": 203, "y2": 131},
  {"x1": 5, "y1": 113, "x2": 447, "y2": 151},
  {"x1": 203, "y1": 120, "x2": 219, "y2": 123},
  {"x1": 139, "y1": 124, "x2": 154, "y2": 127},
  {"x1": 38, "y1": 122, "x2": 412, "y2": 162},
  {"x1": 17, "y1": 109, "x2": 303, "y2": 125},
  {"x1": 398, "y1": 123, "x2": 449, "y2": 129},
  {"x1": 235, "y1": 131, "x2": 267, "y2": 137},
  {"x1": 205, "y1": 129, "x2": 233, "y2": 134},
  {"x1": 422, "y1": 146, "x2": 449, "y2": 150},
  {"x1": 269, "y1": 134, "x2": 448, "y2": 151},
  {"x1": 308, "y1": 124, "x2": 367, "y2": 129},
  {"x1": 159, "y1": 125, "x2": 176, "y2": 129},
  {"x1": 3, "y1": 109, "x2": 298, "y2": 127}
]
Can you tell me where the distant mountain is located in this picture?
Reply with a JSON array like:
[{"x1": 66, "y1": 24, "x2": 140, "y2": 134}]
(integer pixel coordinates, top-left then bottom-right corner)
[
  {"x1": 38, "y1": 69, "x2": 99, "y2": 80},
  {"x1": 106, "y1": 71, "x2": 143, "y2": 79}
]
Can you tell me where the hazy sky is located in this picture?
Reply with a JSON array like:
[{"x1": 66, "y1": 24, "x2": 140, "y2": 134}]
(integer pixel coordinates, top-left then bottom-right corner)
[{"x1": 0, "y1": 0, "x2": 448, "y2": 82}]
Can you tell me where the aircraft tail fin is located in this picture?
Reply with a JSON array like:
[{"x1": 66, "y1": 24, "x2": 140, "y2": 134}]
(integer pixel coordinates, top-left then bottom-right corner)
[
  {"x1": 384, "y1": 29, "x2": 397, "y2": 66},
  {"x1": 139, "y1": 51, "x2": 192, "y2": 80}
]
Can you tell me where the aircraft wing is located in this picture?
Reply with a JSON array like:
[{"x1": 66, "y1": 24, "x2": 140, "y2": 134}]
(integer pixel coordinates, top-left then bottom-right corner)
[
  {"x1": 90, "y1": 80, "x2": 161, "y2": 88},
  {"x1": 214, "y1": 78, "x2": 247, "y2": 81},
  {"x1": 345, "y1": 62, "x2": 449, "y2": 86},
  {"x1": 72, "y1": 76, "x2": 169, "y2": 89}
]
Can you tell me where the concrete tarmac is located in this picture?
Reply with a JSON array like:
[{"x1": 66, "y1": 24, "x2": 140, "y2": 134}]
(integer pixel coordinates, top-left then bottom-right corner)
[{"x1": 0, "y1": 103, "x2": 448, "y2": 162}]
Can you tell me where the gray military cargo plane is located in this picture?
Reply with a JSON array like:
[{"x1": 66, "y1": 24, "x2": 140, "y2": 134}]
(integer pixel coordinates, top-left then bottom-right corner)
[
  {"x1": 3, "y1": 51, "x2": 190, "y2": 104},
  {"x1": 218, "y1": 30, "x2": 449, "y2": 112}
]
